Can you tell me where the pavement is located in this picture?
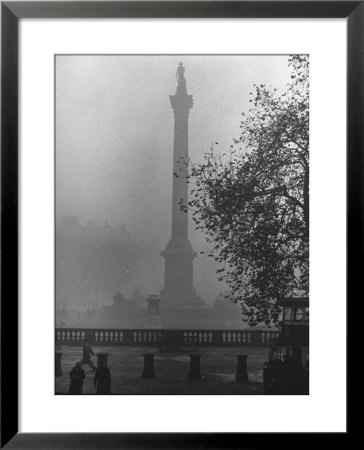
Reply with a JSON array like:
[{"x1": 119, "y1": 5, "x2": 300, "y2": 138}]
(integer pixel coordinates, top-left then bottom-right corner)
[{"x1": 56, "y1": 346, "x2": 268, "y2": 395}]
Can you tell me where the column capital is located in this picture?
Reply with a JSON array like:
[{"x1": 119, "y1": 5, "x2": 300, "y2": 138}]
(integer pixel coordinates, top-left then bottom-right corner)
[{"x1": 170, "y1": 93, "x2": 193, "y2": 113}]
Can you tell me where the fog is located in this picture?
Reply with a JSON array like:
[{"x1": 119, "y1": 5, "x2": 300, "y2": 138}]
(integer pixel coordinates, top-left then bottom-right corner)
[{"x1": 56, "y1": 55, "x2": 291, "y2": 307}]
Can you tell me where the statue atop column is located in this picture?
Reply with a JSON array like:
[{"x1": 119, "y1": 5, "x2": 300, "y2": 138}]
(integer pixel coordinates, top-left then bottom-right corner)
[{"x1": 176, "y1": 62, "x2": 187, "y2": 94}]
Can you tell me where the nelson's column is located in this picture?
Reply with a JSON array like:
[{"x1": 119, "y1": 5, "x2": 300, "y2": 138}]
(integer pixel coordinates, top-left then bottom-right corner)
[{"x1": 160, "y1": 63, "x2": 202, "y2": 312}]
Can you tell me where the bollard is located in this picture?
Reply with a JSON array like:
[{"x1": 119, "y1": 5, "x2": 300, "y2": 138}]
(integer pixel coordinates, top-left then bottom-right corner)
[
  {"x1": 55, "y1": 352, "x2": 63, "y2": 377},
  {"x1": 55, "y1": 340, "x2": 62, "y2": 352},
  {"x1": 142, "y1": 353, "x2": 155, "y2": 378},
  {"x1": 235, "y1": 354, "x2": 248, "y2": 382},
  {"x1": 96, "y1": 353, "x2": 109, "y2": 368},
  {"x1": 188, "y1": 353, "x2": 202, "y2": 380}
]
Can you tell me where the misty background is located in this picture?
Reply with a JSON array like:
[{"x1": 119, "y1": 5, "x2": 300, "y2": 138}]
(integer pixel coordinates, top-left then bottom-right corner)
[{"x1": 56, "y1": 55, "x2": 291, "y2": 310}]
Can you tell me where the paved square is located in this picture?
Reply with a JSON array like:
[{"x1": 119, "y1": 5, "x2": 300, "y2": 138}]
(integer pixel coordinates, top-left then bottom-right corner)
[{"x1": 56, "y1": 345, "x2": 268, "y2": 395}]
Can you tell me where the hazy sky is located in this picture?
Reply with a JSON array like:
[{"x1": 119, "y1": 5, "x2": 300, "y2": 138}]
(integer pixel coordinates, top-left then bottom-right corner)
[{"x1": 56, "y1": 55, "x2": 292, "y2": 300}]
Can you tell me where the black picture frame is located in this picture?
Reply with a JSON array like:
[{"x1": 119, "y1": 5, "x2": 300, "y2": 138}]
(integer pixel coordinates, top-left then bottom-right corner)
[{"x1": 1, "y1": 1, "x2": 356, "y2": 447}]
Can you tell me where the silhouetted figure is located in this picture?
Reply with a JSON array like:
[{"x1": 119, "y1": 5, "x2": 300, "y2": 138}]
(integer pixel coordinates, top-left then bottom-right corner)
[
  {"x1": 80, "y1": 339, "x2": 96, "y2": 371},
  {"x1": 94, "y1": 360, "x2": 111, "y2": 394},
  {"x1": 68, "y1": 362, "x2": 86, "y2": 394},
  {"x1": 176, "y1": 62, "x2": 186, "y2": 87}
]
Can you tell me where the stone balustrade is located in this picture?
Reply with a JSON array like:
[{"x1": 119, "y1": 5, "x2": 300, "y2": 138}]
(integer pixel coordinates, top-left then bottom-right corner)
[{"x1": 56, "y1": 328, "x2": 278, "y2": 347}]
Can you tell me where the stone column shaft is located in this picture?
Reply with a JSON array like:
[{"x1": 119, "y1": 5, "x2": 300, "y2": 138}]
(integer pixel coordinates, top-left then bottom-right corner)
[
  {"x1": 171, "y1": 103, "x2": 190, "y2": 239},
  {"x1": 161, "y1": 66, "x2": 200, "y2": 309}
]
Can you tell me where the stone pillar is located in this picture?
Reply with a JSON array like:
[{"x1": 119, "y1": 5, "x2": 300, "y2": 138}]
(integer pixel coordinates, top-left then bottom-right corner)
[
  {"x1": 147, "y1": 295, "x2": 160, "y2": 316},
  {"x1": 96, "y1": 352, "x2": 109, "y2": 368},
  {"x1": 235, "y1": 354, "x2": 248, "y2": 382},
  {"x1": 144, "y1": 295, "x2": 163, "y2": 329},
  {"x1": 55, "y1": 352, "x2": 62, "y2": 377},
  {"x1": 188, "y1": 353, "x2": 201, "y2": 380},
  {"x1": 142, "y1": 353, "x2": 155, "y2": 378},
  {"x1": 169, "y1": 67, "x2": 193, "y2": 242},
  {"x1": 160, "y1": 63, "x2": 201, "y2": 309}
]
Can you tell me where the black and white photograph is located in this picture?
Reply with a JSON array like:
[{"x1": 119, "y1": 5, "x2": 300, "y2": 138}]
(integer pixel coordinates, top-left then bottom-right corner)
[{"x1": 55, "y1": 54, "x2": 309, "y2": 395}]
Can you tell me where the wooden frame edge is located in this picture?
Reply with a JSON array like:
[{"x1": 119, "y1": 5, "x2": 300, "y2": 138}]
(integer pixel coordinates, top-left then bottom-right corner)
[{"x1": 1, "y1": 1, "x2": 357, "y2": 447}]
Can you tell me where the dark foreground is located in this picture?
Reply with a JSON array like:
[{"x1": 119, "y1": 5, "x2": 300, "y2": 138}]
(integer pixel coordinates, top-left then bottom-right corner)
[{"x1": 56, "y1": 346, "x2": 268, "y2": 395}]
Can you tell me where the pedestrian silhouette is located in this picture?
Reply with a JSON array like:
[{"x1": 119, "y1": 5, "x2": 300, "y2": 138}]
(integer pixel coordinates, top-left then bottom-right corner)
[
  {"x1": 68, "y1": 362, "x2": 85, "y2": 394},
  {"x1": 80, "y1": 339, "x2": 96, "y2": 371},
  {"x1": 94, "y1": 360, "x2": 111, "y2": 394}
]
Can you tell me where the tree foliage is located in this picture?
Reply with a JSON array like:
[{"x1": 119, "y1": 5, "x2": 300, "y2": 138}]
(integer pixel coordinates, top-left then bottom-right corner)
[{"x1": 183, "y1": 55, "x2": 309, "y2": 325}]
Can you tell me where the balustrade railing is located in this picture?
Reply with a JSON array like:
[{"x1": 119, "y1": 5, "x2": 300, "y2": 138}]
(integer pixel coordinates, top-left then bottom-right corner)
[{"x1": 56, "y1": 328, "x2": 278, "y2": 347}]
